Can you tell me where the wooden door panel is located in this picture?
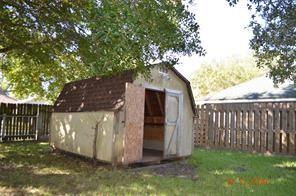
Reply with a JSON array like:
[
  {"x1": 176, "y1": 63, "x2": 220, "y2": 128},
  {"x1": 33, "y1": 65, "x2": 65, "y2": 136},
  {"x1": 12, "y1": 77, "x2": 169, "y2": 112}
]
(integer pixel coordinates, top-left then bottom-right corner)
[
  {"x1": 164, "y1": 89, "x2": 183, "y2": 157},
  {"x1": 123, "y1": 83, "x2": 145, "y2": 164}
]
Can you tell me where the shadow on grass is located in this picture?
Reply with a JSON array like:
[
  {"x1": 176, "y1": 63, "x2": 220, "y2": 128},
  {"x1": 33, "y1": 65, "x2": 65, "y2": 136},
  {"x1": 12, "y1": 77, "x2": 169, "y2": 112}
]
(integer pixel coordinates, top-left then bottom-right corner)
[
  {"x1": 0, "y1": 142, "x2": 177, "y2": 195},
  {"x1": 0, "y1": 142, "x2": 102, "y2": 194}
]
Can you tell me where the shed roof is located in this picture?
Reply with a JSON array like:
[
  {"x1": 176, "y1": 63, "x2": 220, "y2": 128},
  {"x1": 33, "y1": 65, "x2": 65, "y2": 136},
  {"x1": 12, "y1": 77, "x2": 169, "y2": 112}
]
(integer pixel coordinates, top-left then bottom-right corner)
[
  {"x1": 201, "y1": 75, "x2": 296, "y2": 102},
  {"x1": 54, "y1": 65, "x2": 196, "y2": 113},
  {"x1": 54, "y1": 72, "x2": 133, "y2": 112}
]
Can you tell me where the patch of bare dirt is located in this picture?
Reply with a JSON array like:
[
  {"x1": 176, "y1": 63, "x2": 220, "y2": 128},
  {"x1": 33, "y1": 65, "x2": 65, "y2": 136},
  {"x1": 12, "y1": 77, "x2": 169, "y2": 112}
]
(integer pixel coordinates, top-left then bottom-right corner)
[
  {"x1": 131, "y1": 161, "x2": 198, "y2": 180},
  {"x1": 233, "y1": 166, "x2": 247, "y2": 173}
]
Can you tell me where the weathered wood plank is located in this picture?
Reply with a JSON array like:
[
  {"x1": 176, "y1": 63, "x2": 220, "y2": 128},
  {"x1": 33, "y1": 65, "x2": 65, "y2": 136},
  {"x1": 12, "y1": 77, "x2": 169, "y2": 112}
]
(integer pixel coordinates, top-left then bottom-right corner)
[
  {"x1": 288, "y1": 102, "x2": 295, "y2": 154},
  {"x1": 289, "y1": 133, "x2": 296, "y2": 155},
  {"x1": 6, "y1": 104, "x2": 12, "y2": 141},
  {"x1": 200, "y1": 104, "x2": 205, "y2": 146},
  {"x1": 248, "y1": 105, "x2": 254, "y2": 151},
  {"x1": 274, "y1": 102, "x2": 280, "y2": 154},
  {"x1": 225, "y1": 105, "x2": 230, "y2": 148},
  {"x1": 1, "y1": 103, "x2": 7, "y2": 141},
  {"x1": 267, "y1": 102, "x2": 273, "y2": 153},
  {"x1": 12, "y1": 104, "x2": 17, "y2": 140},
  {"x1": 260, "y1": 103, "x2": 267, "y2": 153},
  {"x1": 207, "y1": 104, "x2": 213, "y2": 147},
  {"x1": 254, "y1": 103, "x2": 260, "y2": 152},
  {"x1": 15, "y1": 104, "x2": 19, "y2": 140},
  {"x1": 219, "y1": 104, "x2": 225, "y2": 148},
  {"x1": 230, "y1": 107, "x2": 235, "y2": 149},
  {"x1": 241, "y1": 106, "x2": 247, "y2": 151},
  {"x1": 236, "y1": 104, "x2": 242, "y2": 149},
  {"x1": 194, "y1": 105, "x2": 200, "y2": 146},
  {"x1": 24, "y1": 104, "x2": 28, "y2": 139},
  {"x1": 214, "y1": 106, "x2": 219, "y2": 147},
  {"x1": 204, "y1": 104, "x2": 209, "y2": 147},
  {"x1": 281, "y1": 103, "x2": 288, "y2": 154}
]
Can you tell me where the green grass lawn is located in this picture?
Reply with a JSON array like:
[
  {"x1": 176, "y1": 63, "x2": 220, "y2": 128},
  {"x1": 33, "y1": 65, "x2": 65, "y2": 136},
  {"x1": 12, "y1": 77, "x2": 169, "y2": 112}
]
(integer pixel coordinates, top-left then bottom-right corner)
[{"x1": 0, "y1": 142, "x2": 295, "y2": 195}]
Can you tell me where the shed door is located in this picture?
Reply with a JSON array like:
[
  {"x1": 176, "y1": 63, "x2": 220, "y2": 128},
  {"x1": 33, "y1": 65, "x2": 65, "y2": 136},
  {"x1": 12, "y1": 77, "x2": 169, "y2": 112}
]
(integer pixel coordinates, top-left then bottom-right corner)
[
  {"x1": 123, "y1": 83, "x2": 145, "y2": 164},
  {"x1": 164, "y1": 89, "x2": 183, "y2": 158}
]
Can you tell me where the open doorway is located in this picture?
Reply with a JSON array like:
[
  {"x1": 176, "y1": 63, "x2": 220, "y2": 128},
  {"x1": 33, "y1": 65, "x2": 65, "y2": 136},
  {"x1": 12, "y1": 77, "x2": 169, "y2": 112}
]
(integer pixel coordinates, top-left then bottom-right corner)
[{"x1": 142, "y1": 89, "x2": 165, "y2": 162}]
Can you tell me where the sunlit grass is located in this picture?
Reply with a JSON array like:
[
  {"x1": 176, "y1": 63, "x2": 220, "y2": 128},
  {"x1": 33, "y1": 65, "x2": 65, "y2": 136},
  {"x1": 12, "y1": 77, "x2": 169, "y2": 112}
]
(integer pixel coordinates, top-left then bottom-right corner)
[
  {"x1": 211, "y1": 169, "x2": 236, "y2": 175},
  {"x1": 274, "y1": 161, "x2": 296, "y2": 169},
  {"x1": 0, "y1": 142, "x2": 295, "y2": 195}
]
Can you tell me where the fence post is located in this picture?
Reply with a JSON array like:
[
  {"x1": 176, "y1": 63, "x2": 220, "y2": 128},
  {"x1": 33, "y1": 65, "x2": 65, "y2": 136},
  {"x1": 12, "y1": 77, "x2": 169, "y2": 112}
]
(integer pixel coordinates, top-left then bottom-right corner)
[
  {"x1": 0, "y1": 114, "x2": 7, "y2": 142},
  {"x1": 35, "y1": 105, "x2": 40, "y2": 141}
]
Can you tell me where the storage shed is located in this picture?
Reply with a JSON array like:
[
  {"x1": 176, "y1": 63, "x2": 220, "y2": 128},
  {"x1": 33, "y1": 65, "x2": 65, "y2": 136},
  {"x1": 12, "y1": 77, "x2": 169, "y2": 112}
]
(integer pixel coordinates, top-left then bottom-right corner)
[{"x1": 50, "y1": 65, "x2": 195, "y2": 165}]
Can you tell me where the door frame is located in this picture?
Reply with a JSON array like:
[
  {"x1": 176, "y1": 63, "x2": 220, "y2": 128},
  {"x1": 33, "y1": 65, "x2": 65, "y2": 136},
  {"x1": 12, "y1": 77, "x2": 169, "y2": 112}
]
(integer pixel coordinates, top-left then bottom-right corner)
[{"x1": 141, "y1": 84, "x2": 183, "y2": 158}]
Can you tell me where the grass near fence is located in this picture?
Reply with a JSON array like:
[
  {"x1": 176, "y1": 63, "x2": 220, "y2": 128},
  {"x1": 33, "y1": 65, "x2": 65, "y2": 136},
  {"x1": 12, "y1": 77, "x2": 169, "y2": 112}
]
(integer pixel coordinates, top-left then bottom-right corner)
[{"x1": 0, "y1": 142, "x2": 295, "y2": 195}]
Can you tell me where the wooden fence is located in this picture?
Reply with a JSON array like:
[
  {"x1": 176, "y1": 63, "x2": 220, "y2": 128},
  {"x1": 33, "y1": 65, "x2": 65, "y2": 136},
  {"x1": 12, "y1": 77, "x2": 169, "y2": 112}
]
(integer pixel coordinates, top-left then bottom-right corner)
[
  {"x1": 195, "y1": 101, "x2": 296, "y2": 155},
  {"x1": 0, "y1": 103, "x2": 52, "y2": 142}
]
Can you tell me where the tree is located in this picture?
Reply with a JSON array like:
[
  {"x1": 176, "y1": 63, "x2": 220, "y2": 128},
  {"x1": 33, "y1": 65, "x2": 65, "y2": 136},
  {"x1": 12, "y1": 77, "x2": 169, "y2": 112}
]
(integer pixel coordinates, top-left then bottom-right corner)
[
  {"x1": 190, "y1": 57, "x2": 265, "y2": 99},
  {"x1": 227, "y1": 0, "x2": 296, "y2": 84},
  {"x1": 0, "y1": 0, "x2": 205, "y2": 101}
]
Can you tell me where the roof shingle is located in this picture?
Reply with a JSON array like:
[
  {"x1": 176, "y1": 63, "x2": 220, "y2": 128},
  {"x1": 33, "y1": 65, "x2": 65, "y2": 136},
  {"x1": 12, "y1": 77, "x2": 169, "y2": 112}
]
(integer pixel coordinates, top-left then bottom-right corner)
[{"x1": 53, "y1": 72, "x2": 133, "y2": 112}]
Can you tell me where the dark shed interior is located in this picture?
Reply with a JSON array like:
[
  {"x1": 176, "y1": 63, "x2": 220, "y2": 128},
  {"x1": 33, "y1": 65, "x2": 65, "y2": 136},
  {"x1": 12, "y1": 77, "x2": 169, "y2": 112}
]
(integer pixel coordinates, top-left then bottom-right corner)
[{"x1": 142, "y1": 89, "x2": 165, "y2": 162}]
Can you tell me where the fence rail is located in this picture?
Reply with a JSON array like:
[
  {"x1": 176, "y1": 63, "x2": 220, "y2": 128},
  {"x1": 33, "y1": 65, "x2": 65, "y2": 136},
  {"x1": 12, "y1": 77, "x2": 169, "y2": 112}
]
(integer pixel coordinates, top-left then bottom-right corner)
[
  {"x1": 0, "y1": 103, "x2": 52, "y2": 142},
  {"x1": 195, "y1": 101, "x2": 296, "y2": 155}
]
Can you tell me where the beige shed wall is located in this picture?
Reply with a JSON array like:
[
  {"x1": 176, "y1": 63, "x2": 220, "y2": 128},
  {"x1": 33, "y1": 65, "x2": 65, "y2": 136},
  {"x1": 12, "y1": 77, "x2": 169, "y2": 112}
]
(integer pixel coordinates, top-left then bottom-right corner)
[
  {"x1": 50, "y1": 111, "x2": 115, "y2": 162},
  {"x1": 133, "y1": 67, "x2": 194, "y2": 157}
]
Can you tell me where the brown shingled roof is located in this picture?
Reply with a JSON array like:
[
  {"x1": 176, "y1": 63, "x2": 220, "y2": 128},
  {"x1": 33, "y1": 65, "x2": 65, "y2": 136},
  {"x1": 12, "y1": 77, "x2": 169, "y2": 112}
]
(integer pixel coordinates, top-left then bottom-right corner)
[{"x1": 53, "y1": 72, "x2": 133, "y2": 112}]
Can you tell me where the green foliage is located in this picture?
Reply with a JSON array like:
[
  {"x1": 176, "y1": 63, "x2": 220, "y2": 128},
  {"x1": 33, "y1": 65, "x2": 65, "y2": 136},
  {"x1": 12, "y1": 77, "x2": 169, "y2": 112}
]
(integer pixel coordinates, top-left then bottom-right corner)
[
  {"x1": 227, "y1": 0, "x2": 296, "y2": 84},
  {"x1": 190, "y1": 57, "x2": 265, "y2": 99},
  {"x1": 1, "y1": 57, "x2": 88, "y2": 101},
  {"x1": 0, "y1": 0, "x2": 204, "y2": 101},
  {"x1": 0, "y1": 73, "x2": 10, "y2": 94}
]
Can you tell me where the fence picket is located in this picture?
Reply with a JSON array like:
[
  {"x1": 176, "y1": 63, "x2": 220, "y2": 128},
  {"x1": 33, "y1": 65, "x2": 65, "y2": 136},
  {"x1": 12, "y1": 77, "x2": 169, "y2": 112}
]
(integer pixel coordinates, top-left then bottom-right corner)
[
  {"x1": 267, "y1": 103, "x2": 273, "y2": 153},
  {"x1": 225, "y1": 105, "x2": 230, "y2": 148},
  {"x1": 230, "y1": 107, "x2": 235, "y2": 149},
  {"x1": 247, "y1": 107, "x2": 253, "y2": 151},
  {"x1": 281, "y1": 103, "x2": 288, "y2": 154},
  {"x1": 194, "y1": 105, "x2": 199, "y2": 146},
  {"x1": 214, "y1": 106, "x2": 219, "y2": 147},
  {"x1": 12, "y1": 104, "x2": 16, "y2": 140},
  {"x1": 204, "y1": 105, "x2": 209, "y2": 147},
  {"x1": 207, "y1": 105, "x2": 213, "y2": 147},
  {"x1": 0, "y1": 103, "x2": 6, "y2": 142},
  {"x1": 254, "y1": 105, "x2": 260, "y2": 152},
  {"x1": 7, "y1": 104, "x2": 12, "y2": 141},
  {"x1": 242, "y1": 107, "x2": 247, "y2": 151},
  {"x1": 288, "y1": 103, "x2": 295, "y2": 154},
  {"x1": 260, "y1": 103, "x2": 266, "y2": 152},
  {"x1": 219, "y1": 104, "x2": 225, "y2": 147},
  {"x1": 274, "y1": 103, "x2": 281, "y2": 153},
  {"x1": 235, "y1": 105, "x2": 240, "y2": 149}
]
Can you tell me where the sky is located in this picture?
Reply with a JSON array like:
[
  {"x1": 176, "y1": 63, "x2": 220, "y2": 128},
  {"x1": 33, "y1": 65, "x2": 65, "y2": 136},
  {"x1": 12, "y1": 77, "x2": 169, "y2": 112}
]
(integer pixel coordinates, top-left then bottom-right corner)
[{"x1": 176, "y1": 0, "x2": 253, "y2": 78}]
